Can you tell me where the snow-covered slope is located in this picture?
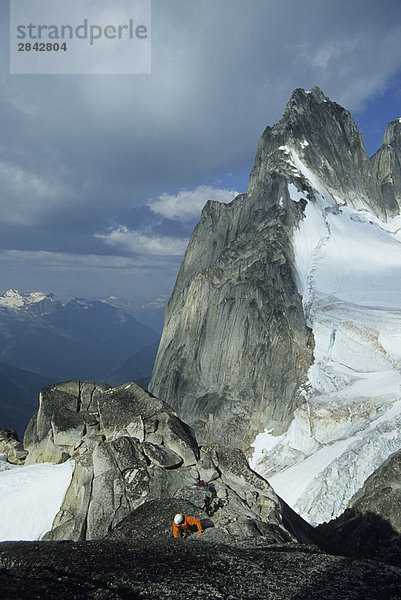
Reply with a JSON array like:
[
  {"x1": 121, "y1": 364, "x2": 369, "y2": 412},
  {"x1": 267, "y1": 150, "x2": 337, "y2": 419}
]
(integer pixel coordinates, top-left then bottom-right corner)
[
  {"x1": 250, "y1": 147, "x2": 401, "y2": 525},
  {"x1": 0, "y1": 457, "x2": 74, "y2": 541}
]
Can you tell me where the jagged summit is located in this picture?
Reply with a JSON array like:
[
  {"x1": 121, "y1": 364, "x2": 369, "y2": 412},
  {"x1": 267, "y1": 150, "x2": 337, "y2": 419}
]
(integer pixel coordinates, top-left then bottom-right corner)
[
  {"x1": 382, "y1": 118, "x2": 401, "y2": 145},
  {"x1": 249, "y1": 86, "x2": 400, "y2": 219},
  {"x1": 372, "y1": 118, "x2": 401, "y2": 213},
  {"x1": 250, "y1": 86, "x2": 365, "y2": 170}
]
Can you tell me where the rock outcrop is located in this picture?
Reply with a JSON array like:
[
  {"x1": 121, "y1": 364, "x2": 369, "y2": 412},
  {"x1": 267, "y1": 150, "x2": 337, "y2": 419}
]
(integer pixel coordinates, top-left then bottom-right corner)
[
  {"x1": 22, "y1": 379, "x2": 303, "y2": 544},
  {"x1": 371, "y1": 119, "x2": 401, "y2": 217},
  {"x1": 3, "y1": 378, "x2": 401, "y2": 597},
  {"x1": 348, "y1": 447, "x2": 401, "y2": 532},
  {"x1": 0, "y1": 429, "x2": 27, "y2": 464}
]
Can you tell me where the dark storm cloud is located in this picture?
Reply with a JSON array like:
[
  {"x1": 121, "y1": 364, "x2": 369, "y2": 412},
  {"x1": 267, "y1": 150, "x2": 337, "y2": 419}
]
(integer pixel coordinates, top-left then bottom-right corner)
[{"x1": 1, "y1": 0, "x2": 401, "y2": 299}]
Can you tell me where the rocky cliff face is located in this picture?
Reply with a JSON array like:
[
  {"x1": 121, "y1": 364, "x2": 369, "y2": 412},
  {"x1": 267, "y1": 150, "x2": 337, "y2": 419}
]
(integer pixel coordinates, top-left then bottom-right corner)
[
  {"x1": 149, "y1": 142, "x2": 315, "y2": 448},
  {"x1": 150, "y1": 86, "x2": 392, "y2": 451},
  {"x1": 150, "y1": 87, "x2": 401, "y2": 525}
]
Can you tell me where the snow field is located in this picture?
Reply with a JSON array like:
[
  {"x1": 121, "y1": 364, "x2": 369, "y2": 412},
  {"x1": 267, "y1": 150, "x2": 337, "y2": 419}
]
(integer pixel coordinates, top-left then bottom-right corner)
[{"x1": 0, "y1": 459, "x2": 74, "y2": 541}]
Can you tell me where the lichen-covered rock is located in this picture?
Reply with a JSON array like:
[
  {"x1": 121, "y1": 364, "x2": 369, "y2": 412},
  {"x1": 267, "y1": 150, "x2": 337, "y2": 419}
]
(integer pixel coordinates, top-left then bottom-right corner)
[
  {"x1": 23, "y1": 379, "x2": 204, "y2": 540},
  {"x1": 142, "y1": 441, "x2": 183, "y2": 469},
  {"x1": 23, "y1": 380, "x2": 199, "y2": 466}
]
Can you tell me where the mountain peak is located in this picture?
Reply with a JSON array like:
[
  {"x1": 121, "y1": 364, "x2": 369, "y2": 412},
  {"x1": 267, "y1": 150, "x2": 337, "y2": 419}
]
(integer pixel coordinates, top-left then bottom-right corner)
[
  {"x1": 0, "y1": 289, "x2": 25, "y2": 309},
  {"x1": 382, "y1": 118, "x2": 401, "y2": 146},
  {"x1": 273, "y1": 86, "x2": 356, "y2": 146},
  {"x1": 0, "y1": 289, "x2": 52, "y2": 310},
  {"x1": 248, "y1": 86, "x2": 401, "y2": 218},
  {"x1": 252, "y1": 86, "x2": 361, "y2": 162},
  {"x1": 286, "y1": 86, "x2": 330, "y2": 108}
]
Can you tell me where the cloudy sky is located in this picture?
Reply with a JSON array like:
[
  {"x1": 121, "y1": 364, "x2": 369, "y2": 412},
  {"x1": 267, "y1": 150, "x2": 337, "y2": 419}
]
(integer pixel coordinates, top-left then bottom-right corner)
[{"x1": 1, "y1": 0, "x2": 401, "y2": 303}]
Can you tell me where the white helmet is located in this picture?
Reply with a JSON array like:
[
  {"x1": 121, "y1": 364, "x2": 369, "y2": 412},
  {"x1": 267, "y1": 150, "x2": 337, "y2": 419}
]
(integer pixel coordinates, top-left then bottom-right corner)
[{"x1": 174, "y1": 514, "x2": 184, "y2": 525}]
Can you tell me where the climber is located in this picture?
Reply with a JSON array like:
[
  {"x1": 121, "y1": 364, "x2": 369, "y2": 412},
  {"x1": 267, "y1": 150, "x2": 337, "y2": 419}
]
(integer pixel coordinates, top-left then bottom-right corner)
[
  {"x1": 202, "y1": 493, "x2": 213, "y2": 516},
  {"x1": 199, "y1": 480, "x2": 213, "y2": 516},
  {"x1": 173, "y1": 513, "x2": 202, "y2": 539},
  {"x1": 199, "y1": 480, "x2": 225, "y2": 516}
]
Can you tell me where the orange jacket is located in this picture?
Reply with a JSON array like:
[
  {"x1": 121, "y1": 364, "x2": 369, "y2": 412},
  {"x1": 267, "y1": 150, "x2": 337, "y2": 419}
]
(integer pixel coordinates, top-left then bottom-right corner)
[{"x1": 173, "y1": 514, "x2": 202, "y2": 538}]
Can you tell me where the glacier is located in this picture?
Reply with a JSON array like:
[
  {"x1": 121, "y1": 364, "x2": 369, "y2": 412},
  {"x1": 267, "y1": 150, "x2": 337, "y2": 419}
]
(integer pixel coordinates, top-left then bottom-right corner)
[{"x1": 250, "y1": 147, "x2": 401, "y2": 525}]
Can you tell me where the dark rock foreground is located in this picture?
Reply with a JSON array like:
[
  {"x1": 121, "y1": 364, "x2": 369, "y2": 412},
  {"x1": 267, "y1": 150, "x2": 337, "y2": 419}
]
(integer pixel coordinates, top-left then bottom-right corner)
[{"x1": 1, "y1": 538, "x2": 401, "y2": 600}]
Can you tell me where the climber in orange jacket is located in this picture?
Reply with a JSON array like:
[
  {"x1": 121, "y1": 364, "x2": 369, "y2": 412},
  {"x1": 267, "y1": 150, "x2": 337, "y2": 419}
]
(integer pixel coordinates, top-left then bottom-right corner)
[{"x1": 173, "y1": 513, "x2": 202, "y2": 538}]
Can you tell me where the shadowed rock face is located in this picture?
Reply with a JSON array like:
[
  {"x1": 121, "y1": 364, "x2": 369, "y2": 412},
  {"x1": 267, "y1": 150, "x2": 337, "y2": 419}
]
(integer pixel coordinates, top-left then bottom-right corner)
[
  {"x1": 316, "y1": 449, "x2": 401, "y2": 566},
  {"x1": 349, "y1": 447, "x2": 401, "y2": 534},
  {"x1": 1, "y1": 539, "x2": 400, "y2": 600}
]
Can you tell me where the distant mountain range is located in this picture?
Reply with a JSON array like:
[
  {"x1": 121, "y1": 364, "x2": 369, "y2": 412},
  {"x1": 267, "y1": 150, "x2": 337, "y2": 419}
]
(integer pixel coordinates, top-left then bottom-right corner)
[
  {"x1": 0, "y1": 289, "x2": 165, "y2": 434},
  {"x1": 0, "y1": 362, "x2": 52, "y2": 438}
]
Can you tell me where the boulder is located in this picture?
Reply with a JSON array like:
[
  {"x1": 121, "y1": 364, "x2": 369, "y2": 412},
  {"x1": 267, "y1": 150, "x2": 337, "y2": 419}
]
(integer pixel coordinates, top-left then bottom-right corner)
[
  {"x1": 106, "y1": 498, "x2": 208, "y2": 542},
  {"x1": 24, "y1": 380, "x2": 109, "y2": 465}
]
